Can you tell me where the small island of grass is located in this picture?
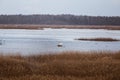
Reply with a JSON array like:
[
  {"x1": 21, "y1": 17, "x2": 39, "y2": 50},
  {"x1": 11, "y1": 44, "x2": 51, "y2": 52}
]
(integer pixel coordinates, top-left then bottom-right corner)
[{"x1": 75, "y1": 38, "x2": 120, "y2": 42}]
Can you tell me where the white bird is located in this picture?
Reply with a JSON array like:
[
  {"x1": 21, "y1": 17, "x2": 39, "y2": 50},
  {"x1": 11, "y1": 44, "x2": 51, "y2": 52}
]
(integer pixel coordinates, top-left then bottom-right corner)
[{"x1": 57, "y1": 42, "x2": 63, "y2": 47}]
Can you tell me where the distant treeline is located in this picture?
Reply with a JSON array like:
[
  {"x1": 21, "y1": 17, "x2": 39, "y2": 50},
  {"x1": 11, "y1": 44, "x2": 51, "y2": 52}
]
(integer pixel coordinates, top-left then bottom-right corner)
[{"x1": 0, "y1": 14, "x2": 120, "y2": 25}]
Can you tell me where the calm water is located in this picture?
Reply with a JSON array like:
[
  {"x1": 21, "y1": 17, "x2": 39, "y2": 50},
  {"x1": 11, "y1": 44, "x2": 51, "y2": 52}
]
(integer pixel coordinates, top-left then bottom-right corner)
[{"x1": 0, "y1": 28, "x2": 120, "y2": 55}]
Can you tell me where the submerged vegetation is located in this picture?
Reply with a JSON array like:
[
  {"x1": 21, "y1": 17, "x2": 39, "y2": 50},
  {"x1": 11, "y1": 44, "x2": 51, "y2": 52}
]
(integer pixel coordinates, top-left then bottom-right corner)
[
  {"x1": 75, "y1": 38, "x2": 120, "y2": 42},
  {"x1": 0, "y1": 51, "x2": 120, "y2": 80}
]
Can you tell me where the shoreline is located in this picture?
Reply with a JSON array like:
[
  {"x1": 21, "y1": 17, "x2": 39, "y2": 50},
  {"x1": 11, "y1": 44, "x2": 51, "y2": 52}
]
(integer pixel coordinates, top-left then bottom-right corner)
[{"x1": 0, "y1": 24, "x2": 120, "y2": 30}]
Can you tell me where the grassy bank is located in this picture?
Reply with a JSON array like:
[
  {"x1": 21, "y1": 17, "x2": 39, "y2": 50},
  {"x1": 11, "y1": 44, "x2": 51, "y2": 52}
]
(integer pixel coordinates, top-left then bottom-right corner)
[
  {"x1": 75, "y1": 38, "x2": 120, "y2": 42},
  {"x1": 0, "y1": 51, "x2": 120, "y2": 80},
  {"x1": 0, "y1": 25, "x2": 120, "y2": 30}
]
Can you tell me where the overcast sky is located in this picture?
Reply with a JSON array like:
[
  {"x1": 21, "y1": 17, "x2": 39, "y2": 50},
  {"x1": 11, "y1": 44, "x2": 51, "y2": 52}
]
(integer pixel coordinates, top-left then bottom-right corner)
[{"x1": 0, "y1": 0, "x2": 120, "y2": 16}]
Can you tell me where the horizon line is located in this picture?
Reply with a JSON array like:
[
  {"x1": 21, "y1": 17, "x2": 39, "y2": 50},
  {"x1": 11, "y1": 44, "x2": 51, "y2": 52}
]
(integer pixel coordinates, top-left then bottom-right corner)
[{"x1": 0, "y1": 14, "x2": 120, "y2": 17}]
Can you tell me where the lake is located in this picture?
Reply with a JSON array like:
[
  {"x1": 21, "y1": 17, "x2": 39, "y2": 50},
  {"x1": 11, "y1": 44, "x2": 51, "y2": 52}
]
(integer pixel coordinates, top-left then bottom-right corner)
[{"x1": 0, "y1": 28, "x2": 120, "y2": 55}]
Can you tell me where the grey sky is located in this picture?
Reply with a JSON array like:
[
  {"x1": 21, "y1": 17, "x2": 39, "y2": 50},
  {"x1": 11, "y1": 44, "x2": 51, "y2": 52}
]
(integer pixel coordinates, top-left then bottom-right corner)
[{"x1": 0, "y1": 0, "x2": 120, "y2": 16}]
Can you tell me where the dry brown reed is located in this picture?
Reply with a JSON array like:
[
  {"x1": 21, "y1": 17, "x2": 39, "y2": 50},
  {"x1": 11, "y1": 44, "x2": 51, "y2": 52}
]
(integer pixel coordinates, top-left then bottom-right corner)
[
  {"x1": 75, "y1": 38, "x2": 120, "y2": 42},
  {"x1": 0, "y1": 51, "x2": 120, "y2": 80},
  {"x1": 0, "y1": 25, "x2": 120, "y2": 30}
]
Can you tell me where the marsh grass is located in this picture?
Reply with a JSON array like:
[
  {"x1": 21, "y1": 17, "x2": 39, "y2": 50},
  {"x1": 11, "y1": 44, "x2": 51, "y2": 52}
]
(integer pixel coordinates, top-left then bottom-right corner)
[
  {"x1": 75, "y1": 38, "x2": 120, "y2": 42},
  {"x1": 0, "y1": 51, "x2": 120, "y2": 80},
  {"x1": 0, "y1": 25, "x2": 120, "y2": 30}
]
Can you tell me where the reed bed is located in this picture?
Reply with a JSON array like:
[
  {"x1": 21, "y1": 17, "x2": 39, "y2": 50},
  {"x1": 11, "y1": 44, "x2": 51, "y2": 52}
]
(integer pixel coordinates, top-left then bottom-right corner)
[
  {"x1": 75, "y1": 38, "x2": 120, "y2": 42},
  {"x1": 0, "y1": 51, "x2": 120, "y2": 80},
  {"x1": 0, "y1": 25, "x2": 120, "y2": 30}
]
